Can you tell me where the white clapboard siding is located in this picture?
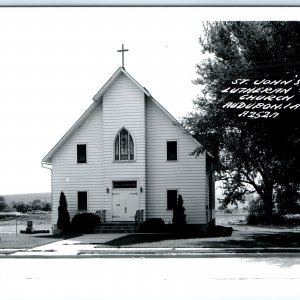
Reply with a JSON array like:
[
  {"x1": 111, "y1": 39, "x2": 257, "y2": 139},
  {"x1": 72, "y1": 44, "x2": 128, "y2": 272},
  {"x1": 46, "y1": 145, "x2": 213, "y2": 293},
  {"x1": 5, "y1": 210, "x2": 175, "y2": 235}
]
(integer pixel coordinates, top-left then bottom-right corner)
[
  {"x1": 51, "y1": 103, "x2": 104, "y2": 223},
  {"x1": 48, "y1": 68, "x2": 212, "y2": 227},
  {"x1": 146, "y1": 98, "x2": 207, "y2": 224},
  {"x1": 102, "y1": 74, "x2": 146, "y2": 220}
]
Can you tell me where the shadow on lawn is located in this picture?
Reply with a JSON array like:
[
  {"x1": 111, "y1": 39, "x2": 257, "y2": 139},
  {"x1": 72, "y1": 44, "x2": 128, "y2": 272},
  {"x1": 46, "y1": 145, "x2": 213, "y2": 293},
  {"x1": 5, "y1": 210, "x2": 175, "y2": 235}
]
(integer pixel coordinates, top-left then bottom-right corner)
[
  {"x1": 103, "y1": 230, "x2": 300, "y2": 248},
  {"x1": 33, "y1": 233, "x2": 81, "y2": 239},
  {"x1": 104, "y1": 234, "x2": 185, "y2": 246},
  {"x1": 199, "y1": 231, "x2": 300, "y2": 248}
]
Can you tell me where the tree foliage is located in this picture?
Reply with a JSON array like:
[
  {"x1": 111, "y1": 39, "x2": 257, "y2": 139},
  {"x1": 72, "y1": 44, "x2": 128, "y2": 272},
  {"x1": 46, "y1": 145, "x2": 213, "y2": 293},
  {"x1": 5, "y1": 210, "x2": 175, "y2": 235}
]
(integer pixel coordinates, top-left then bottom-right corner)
[
  {"x1": 183, "y1": 22, "x2": 300, "y2": 221},
  {"x1": 0, "y1": 196, "x2": 8, "y2": 212},
  {"x1": 57, "y1": 191, "x2": 70, "y2": 233}
]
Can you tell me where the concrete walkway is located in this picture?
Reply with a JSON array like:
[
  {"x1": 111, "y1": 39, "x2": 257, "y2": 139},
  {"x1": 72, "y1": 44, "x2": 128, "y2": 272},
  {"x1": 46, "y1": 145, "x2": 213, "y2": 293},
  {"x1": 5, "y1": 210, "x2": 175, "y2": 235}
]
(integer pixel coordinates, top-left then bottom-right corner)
[
  {"x1": 11, "y1": 233, "x2": 127, "y2": 256},
  {"x1": 7, "y1": 231, "x2": 300, "y2": 258}
]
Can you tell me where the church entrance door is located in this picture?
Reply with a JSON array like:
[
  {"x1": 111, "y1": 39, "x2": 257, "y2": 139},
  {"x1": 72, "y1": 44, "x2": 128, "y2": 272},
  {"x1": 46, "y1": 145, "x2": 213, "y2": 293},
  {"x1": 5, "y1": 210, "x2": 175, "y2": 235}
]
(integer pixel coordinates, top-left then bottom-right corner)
[{"x1": 112, "y1": 181, "x2": 138, "y2": 221}]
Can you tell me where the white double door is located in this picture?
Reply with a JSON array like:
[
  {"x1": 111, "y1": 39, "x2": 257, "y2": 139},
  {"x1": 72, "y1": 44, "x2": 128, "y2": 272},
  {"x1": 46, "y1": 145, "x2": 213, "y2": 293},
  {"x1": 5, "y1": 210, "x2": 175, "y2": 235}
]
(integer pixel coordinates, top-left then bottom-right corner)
[{"x1": 112, "y1": 188, "x2": 138, "y2": 221}]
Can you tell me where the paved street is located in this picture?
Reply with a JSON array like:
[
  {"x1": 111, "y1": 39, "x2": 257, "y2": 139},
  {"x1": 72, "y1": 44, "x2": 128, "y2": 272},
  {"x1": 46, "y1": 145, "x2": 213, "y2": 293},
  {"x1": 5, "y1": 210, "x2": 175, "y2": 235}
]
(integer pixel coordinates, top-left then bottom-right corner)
[
  {"x1": 1, "y1": 229, "x2": 300, "y2": 299},
  {"x1": 1, "y1": 257, "x2": 299, "y2": 300}
]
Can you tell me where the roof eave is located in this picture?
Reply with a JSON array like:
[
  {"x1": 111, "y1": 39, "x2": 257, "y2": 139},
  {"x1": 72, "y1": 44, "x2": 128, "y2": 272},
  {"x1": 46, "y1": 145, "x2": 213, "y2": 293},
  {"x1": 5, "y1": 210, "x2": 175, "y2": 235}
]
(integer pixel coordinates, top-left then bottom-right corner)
[
  {"x1": 42, "y1": 102, "x2": 99, "y2": 164},
  {"x1": 148, "y1": 96, "x2": 214, "y2": 158}
]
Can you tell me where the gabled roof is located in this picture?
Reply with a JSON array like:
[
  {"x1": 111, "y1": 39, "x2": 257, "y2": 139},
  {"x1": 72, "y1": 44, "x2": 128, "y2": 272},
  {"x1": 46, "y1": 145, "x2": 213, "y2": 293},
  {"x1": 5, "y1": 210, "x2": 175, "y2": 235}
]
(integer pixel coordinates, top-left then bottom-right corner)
[
  {"x1": 42, "y1": 102, "x2": 98, "y2": 164},
  {"x1": 42, "y1": 67, "x2": 205, "y2": 164},
  {"x1": 93, "y1": 67, "x2": 151, "y2": 102}
]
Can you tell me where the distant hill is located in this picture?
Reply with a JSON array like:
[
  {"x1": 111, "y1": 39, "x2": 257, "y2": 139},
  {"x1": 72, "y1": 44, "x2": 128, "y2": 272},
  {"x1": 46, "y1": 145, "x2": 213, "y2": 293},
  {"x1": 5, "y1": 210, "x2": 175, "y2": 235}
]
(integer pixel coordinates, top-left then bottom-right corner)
[{"x1": 1, "y1": 193, "x2": 51, "y2": 204}]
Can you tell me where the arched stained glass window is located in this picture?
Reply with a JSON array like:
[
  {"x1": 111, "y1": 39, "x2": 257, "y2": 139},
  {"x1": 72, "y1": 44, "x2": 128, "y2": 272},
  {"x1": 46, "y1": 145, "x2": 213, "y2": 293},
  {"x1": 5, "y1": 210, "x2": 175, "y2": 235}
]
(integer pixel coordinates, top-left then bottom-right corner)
[{"x1": 114, "y1": 128, "x2": 134, "y2": 161}]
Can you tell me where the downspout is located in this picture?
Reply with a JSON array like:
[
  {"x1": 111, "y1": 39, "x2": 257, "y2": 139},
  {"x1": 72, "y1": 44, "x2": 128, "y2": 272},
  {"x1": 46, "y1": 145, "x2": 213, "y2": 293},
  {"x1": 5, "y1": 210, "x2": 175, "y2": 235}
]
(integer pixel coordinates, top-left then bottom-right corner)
[{"x1": 41, "y1": 161, "x2": 53, "y2": 228}]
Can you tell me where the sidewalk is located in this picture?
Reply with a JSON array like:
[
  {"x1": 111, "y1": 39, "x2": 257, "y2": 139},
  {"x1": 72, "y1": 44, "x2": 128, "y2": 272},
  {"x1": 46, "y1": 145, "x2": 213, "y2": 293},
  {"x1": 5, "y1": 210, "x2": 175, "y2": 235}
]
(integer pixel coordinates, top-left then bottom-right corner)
[{"x1": 6, "y1": 230, "x2": 300, "y2": 258}]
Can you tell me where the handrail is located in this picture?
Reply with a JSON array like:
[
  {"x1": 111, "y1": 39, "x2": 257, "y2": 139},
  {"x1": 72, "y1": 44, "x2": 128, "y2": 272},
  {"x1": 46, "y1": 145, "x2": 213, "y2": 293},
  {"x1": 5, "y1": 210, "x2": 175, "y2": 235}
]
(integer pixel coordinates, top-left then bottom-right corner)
[
  {"x1": 95, "y1": 210, "x2": 107, "y2": 223},
  {"x1": 135, "y1": 209, "x2": 144, "y2": 224}
]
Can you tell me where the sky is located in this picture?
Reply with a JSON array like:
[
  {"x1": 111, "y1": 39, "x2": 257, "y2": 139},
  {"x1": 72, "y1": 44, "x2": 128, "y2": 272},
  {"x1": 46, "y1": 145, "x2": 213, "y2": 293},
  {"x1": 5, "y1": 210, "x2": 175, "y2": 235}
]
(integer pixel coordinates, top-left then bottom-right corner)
[{"x1": 1, "y1": 7, "x2": 300, "y2": 195}]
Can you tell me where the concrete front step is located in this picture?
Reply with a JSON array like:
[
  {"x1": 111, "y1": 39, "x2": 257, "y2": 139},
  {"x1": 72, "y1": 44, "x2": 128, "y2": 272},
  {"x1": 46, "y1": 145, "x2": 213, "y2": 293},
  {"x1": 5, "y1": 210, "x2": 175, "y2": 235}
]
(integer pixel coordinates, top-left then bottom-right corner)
[{"x1": 96, "y1": 222, "x2": 137, "y2": 233}]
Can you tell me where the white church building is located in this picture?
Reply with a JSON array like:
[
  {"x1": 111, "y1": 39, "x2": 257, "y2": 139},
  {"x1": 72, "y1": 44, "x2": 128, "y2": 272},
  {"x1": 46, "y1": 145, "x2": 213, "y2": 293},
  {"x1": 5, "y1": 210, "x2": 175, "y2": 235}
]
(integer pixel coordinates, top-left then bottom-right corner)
[{"x1": 42, "y1": 66, "x2": 215, "y2": 231}]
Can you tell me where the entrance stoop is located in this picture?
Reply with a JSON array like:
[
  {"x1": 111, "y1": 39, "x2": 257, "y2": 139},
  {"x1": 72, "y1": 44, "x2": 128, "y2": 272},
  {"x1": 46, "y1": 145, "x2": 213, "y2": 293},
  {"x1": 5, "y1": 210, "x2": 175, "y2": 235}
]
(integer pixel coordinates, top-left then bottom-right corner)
[{"x1": 95, "y1": 222, "x2": 137, "y2": 233}]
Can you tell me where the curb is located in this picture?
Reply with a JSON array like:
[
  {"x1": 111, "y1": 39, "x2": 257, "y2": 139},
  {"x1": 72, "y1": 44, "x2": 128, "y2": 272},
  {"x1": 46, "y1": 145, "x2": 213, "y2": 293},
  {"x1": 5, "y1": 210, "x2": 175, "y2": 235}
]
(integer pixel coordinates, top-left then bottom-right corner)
[
  {"x1": 2, "y1": 247, "x2": 300, "y2": 258},
  {"x1": 3, "y1": 252, "x2": 300, "y2": 259}
]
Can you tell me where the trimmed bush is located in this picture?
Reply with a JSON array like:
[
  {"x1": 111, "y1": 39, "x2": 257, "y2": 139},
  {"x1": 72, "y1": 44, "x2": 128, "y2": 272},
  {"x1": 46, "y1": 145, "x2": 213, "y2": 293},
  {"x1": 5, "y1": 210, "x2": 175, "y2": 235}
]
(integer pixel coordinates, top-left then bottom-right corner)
[
  {"x1": 71, "y1": 213, "x2": 100, "y2": 234},
  {"x1": 138, "y1": 218, "x2": 166, "y2": 233},
  {"x1": 57, "y1": 192, "x2": 71, "y2": 233},
  {"x1": 172, "y1": 194, "x2": 186, "y2": 233}
]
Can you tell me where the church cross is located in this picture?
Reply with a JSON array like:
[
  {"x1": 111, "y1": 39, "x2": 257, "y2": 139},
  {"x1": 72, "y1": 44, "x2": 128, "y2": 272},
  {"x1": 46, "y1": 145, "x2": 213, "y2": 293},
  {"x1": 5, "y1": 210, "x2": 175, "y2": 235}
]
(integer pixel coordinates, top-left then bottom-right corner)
[{"x1": 117, "y1": 44, "x2": 129, "y2": 68}]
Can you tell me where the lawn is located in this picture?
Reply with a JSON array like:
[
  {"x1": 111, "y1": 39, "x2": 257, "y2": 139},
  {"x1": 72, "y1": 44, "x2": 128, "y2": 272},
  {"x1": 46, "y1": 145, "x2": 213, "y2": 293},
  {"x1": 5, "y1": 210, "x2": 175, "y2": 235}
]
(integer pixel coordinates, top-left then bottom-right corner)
[
  {"x1": 0, "y1": 233, "x2": 73, "y2": 251},
  {"x1": 1, "y1": 210, "x2": 300, "y2": 250},
  {"x1": 101, "y1": 225, "x2": 300, "y2": 248},
  {"x1": 0, "y1": 212, "x2": 59, "y2": 250}
]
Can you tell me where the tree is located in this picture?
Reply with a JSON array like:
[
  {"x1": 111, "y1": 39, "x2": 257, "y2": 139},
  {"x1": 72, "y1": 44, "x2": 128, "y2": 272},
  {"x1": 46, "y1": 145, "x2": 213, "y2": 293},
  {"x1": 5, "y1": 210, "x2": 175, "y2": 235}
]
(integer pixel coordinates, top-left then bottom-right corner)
[
  {"x1": 32, "y1": 199, "x2": 42, "y2": 211},
  {"x1": 15, "y1": 202, "x2": 30, "y2": 213},
  {"x1": 42, "y1": 202, "x2": 52, "y2": 212},
  {"x1": 57, "y1": 191, "x2": 70, "y2": 233},
  {"x1": 0, "y1": 196, "x2": 7, "y2": 212},
  {"x1": 183, "y1": 22, "x2": 300, "y2": 222}
]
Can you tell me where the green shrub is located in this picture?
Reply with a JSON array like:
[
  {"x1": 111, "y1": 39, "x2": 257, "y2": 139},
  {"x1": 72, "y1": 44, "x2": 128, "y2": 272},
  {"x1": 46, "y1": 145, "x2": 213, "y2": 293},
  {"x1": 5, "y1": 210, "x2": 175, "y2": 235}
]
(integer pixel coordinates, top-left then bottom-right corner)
[
  {"x1": 217, "y1": 202, "x2": 234, "y2": 214},
  {"x1": 0, "y1": 197, "x2": 7, "y2": 212},
  {"x1": 276, "y1": 187, "x2": 300, "y2": 215},
  {"x1": 138, "y1": 218, "x2": 166, "y2": 233},
  {"x1": 57, "y1": 192, "x2": 71, "y2": 233},
  {"x1": 14, "y1": 202, "x2": 31, "y2": 213},
  {"x1": 32, "y1": 199, "x2": 43, "y2": 211},
  {"x1": 42, "y1": 202, "x2": 52, "y2": 211},
  {"x1": 172, "y1": 194, "x2": 186, "y2": 232},
  {"x1": 247, "y1": 199, "x2": 284, "y2": 225},
  {"x1": 71, "y1": 213, "x2": 100, "y2": 234},
  {"x1": 247, "y1": 199, "x2": 265, "y2": 224}
]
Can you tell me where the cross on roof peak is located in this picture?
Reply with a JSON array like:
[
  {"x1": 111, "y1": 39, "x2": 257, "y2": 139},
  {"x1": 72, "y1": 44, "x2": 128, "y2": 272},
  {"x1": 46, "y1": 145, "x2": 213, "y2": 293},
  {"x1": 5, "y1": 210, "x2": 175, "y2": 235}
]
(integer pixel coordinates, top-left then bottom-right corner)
[{"x1": 117, "y1": 44, "x2": 129, "y2": 68}]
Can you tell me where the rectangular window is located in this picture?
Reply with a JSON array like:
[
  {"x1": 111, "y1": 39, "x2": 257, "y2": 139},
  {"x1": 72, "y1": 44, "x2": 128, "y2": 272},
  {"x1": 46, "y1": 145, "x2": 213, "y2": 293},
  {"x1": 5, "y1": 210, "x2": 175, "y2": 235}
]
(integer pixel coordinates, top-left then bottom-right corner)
[
  {"x1": 113, "y1": 181, "x2": 137, "y2": 189},
  {"x1": 167, "y1": 189, "x2": 178, "y2": 210},
  {"x1": 78, "y1": 191, "x2": 87, "y2": 211},
  {"x1": 167, "y1": 141, "x2": 177, "y2": 161},
  {"x1": 77, "y1": 144, "x2": 87, "y2": 163}
]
